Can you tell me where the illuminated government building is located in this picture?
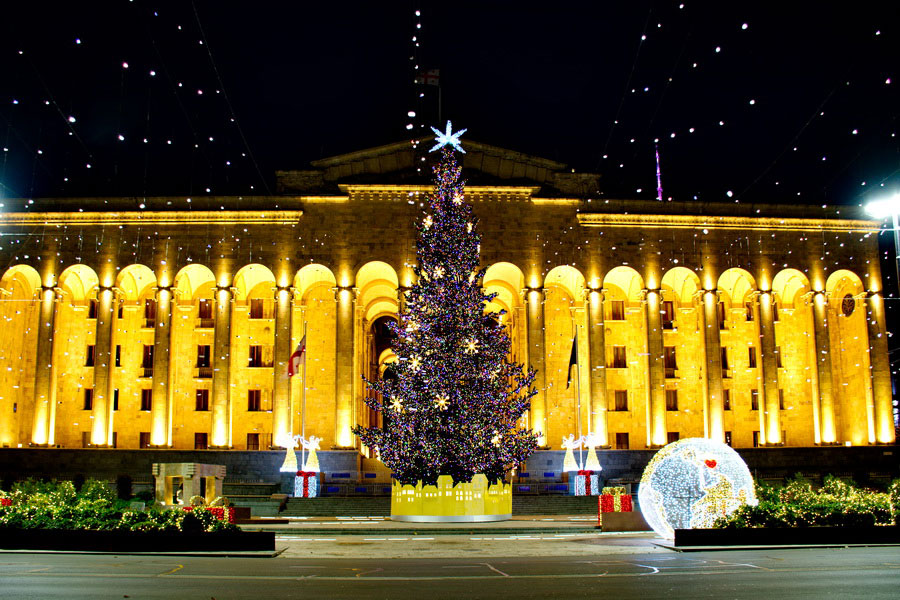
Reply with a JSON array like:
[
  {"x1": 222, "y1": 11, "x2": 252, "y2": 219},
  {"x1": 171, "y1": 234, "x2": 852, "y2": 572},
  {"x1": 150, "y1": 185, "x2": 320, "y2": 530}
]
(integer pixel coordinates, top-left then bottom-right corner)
[{"x1": 0, "y1": 139, "x2": 895, "y2": 468}]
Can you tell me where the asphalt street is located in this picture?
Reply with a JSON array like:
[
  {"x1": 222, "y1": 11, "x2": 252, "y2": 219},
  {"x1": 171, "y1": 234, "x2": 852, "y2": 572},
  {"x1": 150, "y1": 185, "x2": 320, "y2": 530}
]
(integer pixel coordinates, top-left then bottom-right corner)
[{"x1": 1, "y1": 539, "x2": 898, "y2": 599}]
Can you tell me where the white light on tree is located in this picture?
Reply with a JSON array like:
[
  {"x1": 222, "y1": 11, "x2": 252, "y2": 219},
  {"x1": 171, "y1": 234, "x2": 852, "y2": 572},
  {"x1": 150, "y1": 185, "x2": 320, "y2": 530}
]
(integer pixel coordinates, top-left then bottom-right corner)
[{"x1": 638, "y1": 438, "x2": 756, "y2": 539}]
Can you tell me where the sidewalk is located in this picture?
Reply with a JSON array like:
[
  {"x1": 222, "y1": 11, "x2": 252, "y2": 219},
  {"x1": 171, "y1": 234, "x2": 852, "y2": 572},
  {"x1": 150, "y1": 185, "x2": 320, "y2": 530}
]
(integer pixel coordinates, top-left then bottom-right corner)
[{"x1": 239, "y1": 514, "x2": 601, "y2": 536}]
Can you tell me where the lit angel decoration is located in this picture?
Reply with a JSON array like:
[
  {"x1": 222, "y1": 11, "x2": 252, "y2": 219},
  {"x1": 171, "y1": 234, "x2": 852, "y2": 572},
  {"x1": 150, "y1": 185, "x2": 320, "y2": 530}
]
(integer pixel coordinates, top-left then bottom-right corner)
[
  {"x1": 300, "y1": 435, "x2": 322, "y2": 473},
  {"x1": 561, "y1": 434, "x2": 582, "y2": 472},
  {"x1": 581, "y1": 432, "x2": 603, "y2": 472},
  {"x1": 278, "y1": 435, "x2": 300, "y2": 473}
]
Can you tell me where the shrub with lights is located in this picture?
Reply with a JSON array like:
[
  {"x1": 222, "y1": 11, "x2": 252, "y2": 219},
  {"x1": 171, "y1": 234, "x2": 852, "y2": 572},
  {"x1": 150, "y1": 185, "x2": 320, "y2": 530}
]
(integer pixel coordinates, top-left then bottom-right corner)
[
  {"x1": 714, "y1": 475, "x2": 900, "y2": 529},
  {"x1": 352, "y1": 125, "x2": 538, "y2": 487},
  {"x1": 0, "y1": 479, "x2": 238, "y2": 533}
]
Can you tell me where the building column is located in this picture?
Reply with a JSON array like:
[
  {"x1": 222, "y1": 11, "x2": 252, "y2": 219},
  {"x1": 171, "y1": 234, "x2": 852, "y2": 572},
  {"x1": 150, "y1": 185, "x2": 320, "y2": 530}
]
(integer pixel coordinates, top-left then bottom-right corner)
[
  {"x1": 587, "y1": 289, "x2": 608, "y2": 446},
  {"x1": 90, "y1": 287, "x2": 115, "y2": 446},
  {"x1": 272, "y1": 286, "x2": 293, "y2": 448},
  {"x1": 525, "y1": 287, "x2": 548, "y2": 446},
  {"x1": 811, "y1": 291, "x2": 836, "y2": 444},
  {"x1": 644, "y1": 289, "x2": 666, "y2": 446},
  {"x1": 756, "y1": 291, "x2": 781, "y2": 444},
  {"x1": 701, "y1": 290, "x2": 725, "y2": 443},
  {"x1": 31, "y1": 286, "x2": 59, "y2": 446},
  {"x1": 150, "y1": 287, "x2": 173, "y2": 447},
  {"x1": 865, "y1": 292, "x2": 895, "y2": 444},
  {"x1": 212, "y1": 286, "x2": 233, "y2": 448},
  {"x1": 334, "y1": 286, "x2": 356, "y2": 448}
]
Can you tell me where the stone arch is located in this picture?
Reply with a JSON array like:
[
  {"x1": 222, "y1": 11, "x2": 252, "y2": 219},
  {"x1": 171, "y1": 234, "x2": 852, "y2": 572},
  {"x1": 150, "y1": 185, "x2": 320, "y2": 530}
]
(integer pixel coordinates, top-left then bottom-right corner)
[
  {"x1": 825, "y1": 269, "x2": 872, "y2": 445},
  {"x1": 115, "y1": 264, "x2": 157, "y2": 302},
  {"x1": 661, "y1": 267, "x2": 702, "y2": 305},
  {"x1": 603, "y1": 266, "x2": 645, "y2": 302},
  {"x1": 484, "y1": 262, "x2": 525, "y2": 322},
  {"x1": 233, "y1": 264, "x2": 277, "y2": 302},
  {"x1": 356, "y1": 261, "x2": 399, "y2": 322},
  {"x1": 294, "y1": 263, "x2": 337, "y2": 303},
  {"x1": 772, "y1": 268, "x2": 810, "y2": 308},
  {"x1": 718, "y1": 268, "x2": 757, "y2": 308},
  {"x1": 173, "y1": 264, "x2": 216, "y2": 301},
  {"x1": 58, "y1": 264, "x2": 99, "y2": 301},
  {"x1": 0, "y1": 265, "x2": 42, "y2": 446}
]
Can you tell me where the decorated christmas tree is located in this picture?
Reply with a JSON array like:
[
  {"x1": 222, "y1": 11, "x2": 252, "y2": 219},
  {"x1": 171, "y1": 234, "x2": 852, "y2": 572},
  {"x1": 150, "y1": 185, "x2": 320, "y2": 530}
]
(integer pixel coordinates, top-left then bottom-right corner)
[{"x1": 353, "y1": 122, "x2": 538, "y2": 486}]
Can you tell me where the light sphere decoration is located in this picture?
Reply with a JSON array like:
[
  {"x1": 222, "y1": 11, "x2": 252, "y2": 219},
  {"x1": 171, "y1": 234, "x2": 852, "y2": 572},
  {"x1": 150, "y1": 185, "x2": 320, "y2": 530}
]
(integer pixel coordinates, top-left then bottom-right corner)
[{"x1": 638, "y1": 438, "x2": 757, "y2": 539}]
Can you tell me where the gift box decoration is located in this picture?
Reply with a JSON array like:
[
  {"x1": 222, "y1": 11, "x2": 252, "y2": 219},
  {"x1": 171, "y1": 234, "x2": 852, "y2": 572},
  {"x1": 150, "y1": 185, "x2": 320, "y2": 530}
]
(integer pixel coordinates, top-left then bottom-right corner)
[
  {"x1": 574, "y1": 470, "x2": 600, "y2": 496},
  {"x1": 599, "y1": 487, "x2": 633, "y2": 512},
  {"x1": 295, "y1": 470, "x2": 319, "y2": 498}
]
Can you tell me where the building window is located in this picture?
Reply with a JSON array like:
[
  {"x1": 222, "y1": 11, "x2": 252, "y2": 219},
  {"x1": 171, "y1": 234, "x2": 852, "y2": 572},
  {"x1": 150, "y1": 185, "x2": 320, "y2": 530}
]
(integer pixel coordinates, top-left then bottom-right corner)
[
  {"x1": 615, "y1": 432, "x2": 629, "y2": 449},
  {"x1": 197, "y1": 345, "x2": 211, "y2": 368},
  {"x1": 115, "y1": 345, "x2": 121, "y2": 367},
  {"x1": 113, "y1": 389, "x2": 119, "y2": 411},
  {"x1": 752, "y1": 431, "x2": 760, "y2": 447},
  {"x1": 775, "y1": 346, "x2": 783, "y2": 368},
  {"x1": 667, "y1": 431, "x2": 680, "y2": 444},
  {"x1": 194, "y1": 433, "x2": 208, "y2": 450},
  {"x1": 82, "y1": 431, "x2": 92, "y2": 448},
  {"x1": 724, "y1": 431, "x2": 733, "y2": 446},
  {"x1": 140, "y1": 389, "x2": 152, "y2": 412},
  {"x1": 246, "y1": 433, "x2": 272, "y2": 450},
  {"x1": 249, "y1": 298, "x2": 273, "y2": 319},
  {"x1": 117, "y1": 302, "x2": 124, "y2": 319},
  {"x1": 83, "y1": 388, "x2": 94, "y2": 411},
  {"x1": 664, "y1": 346, "x2": 677, "y2": 378},
  {"x1": 772, "y1": 301, "x2": 779, "y2": 321},
  {"x1": 142, "y1": 345, "x2": 154, "y2": 377},
  {"x1": 611, "y1": 346, "x2": 627, "y2": 368},
  {"x1": 661, "y1": 301, "x2": 675, "y2": 330},
  {"x1": 614, "y1": 390, "x2": 628, "y2": 411},
  {"x1": 85, "y1": 345, "x2": 95, "y2": 367},
  {"x1": 144, "y1": 298, "x2": 157, "y2": 328},
  {"x1": 723, "y1": 389, "x2": 731, "y2": 411},
  {"x1": 721, "y1": 347, "x2": 729, "y2": 378},
  {"x1": 195, "y1": 389, "x2": 209, "y2": 411},
  {"x1": 748, "y1": 347, "x2": 757, "y2": 368},
  {"x1": 610, "y1": 300, "x2": 625, "y2": 321},
  {"x1": 88, "y1": 299, "x2": 98, "y2": 319},
  {"x1": 745, "y1": 301, "x2": 754, "y2": 321},
  {"x1": 717, "y1": 301, "x2": 726, "y2": 329},
  {"x1": 665, "y1": 389, "x2": 678, "y2": 411},
  {"x1": 139, "y1": 432, "x2": 151, "y2": 449},
  {"x1": 841, "y1": 294, "x2": 855, "y2": 317},
  {"x1": 248, "y1": 345, "x2": 273, "y2": 368},
  {"x1": 248, "y1": 389, "x2": 262, "y2": 412},
  {"x1": 197, "y1": 299, "x2": 214, "y2": 328},
  {"x1": 778, "y1": 389, "x2": 785, "y2": 410},
  {"x1": 110, "y1": 432, "x2": 117, "y2": 448},
  {"x1": 750, "y1": 389, "x2": 759, "y2": 411}
]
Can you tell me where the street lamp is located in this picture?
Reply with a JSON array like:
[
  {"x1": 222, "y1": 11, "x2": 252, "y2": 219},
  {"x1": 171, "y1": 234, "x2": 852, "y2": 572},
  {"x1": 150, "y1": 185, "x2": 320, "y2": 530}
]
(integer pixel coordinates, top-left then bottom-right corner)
[{"x1": 865, "y1": 193, "x2": 900, "y2": 298}]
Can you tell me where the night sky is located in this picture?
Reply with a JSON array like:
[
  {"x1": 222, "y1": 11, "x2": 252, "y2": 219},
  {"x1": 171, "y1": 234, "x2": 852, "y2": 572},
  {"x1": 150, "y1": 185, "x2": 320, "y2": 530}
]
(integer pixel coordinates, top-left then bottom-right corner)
[{"x1": 0, "y1": 2, "x2": 897, "y2": 206}]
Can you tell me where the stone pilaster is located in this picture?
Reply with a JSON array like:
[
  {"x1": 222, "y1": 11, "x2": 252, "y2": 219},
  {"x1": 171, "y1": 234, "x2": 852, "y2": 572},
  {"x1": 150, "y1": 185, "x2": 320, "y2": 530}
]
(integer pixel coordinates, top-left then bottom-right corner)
[
  {"x1": 701, "y1": 290, "x2": 725, "y2": 442},
  {"x1": 865, "y1": 292, "x2": 895, "y2": 443},
  {"x1": 587, "y1": 288, "x2": 608, "y2": 446},
  {"x1": 31, "y1": 286, "x2": 59, "y2": 446},
  {"x1": 525, "y1": 287, "x2": 547, "y2": 446},
  {"x1": 644, "y1": 289, "x2": 666, "y2": 446},
  {"x1": 811, "y1": 291, "x2": 835, "y2": 444},
  {"x1": 90, "y1": 287, "x2": 115, "y2": 445},
  {"x1": 212, "y1": 286, "x2": 233, "y2": 447},
  {"x1": 334, "y1": 286, "x2": 356, "y2": 448},
  {"x1": 150, "y1": 287, "x2": 173, "y2": 446},
  {"x1": 272, "y1": 286, "x2": 293, "y2": 447},
  {"x1": 757, "y1": 291, "x2": 781, "y2": 444}
]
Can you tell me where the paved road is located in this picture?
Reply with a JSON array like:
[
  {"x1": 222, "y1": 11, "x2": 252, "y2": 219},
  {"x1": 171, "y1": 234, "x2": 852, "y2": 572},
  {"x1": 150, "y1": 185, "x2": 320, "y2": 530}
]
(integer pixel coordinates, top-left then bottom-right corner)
[{"x1": 1, "y1": 544, "x2": 898, "y2": 599}]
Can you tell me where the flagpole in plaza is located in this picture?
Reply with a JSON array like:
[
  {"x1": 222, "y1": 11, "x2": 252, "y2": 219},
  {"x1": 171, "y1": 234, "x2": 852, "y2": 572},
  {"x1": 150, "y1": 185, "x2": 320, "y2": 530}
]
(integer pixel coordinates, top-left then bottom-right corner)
[
  {"x1": 300, "y1": 322, "x2": 307, "y2": 470},
  {"x1": 567, "y1": 333, "x2": 583, "y2": 467}
]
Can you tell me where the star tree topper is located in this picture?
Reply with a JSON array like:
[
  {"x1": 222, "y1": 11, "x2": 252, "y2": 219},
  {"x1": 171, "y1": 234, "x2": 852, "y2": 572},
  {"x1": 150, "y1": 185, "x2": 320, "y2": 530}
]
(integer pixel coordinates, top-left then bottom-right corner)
[{"x1": 429, "y1": 120, "x2": 467, "y2": 154}]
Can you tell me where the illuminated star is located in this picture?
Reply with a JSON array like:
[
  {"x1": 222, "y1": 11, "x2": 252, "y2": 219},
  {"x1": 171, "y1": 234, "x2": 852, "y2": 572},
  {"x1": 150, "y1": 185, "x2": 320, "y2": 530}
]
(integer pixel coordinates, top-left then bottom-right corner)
[
  {"x1": 390, "y1": 397, "x2": 404, "y2": 411},
  {"x1": 429, "y1": 120, "x2": 467, "y2": 153},
  {"x1": 434, "y1": 394, "x2": 448, "y2": 411}
]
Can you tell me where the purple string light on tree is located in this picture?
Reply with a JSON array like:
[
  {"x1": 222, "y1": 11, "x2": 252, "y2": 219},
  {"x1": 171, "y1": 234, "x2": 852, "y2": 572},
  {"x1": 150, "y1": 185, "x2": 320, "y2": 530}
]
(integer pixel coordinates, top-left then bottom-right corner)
[{"x1": 352, "y1": 122, "x2": 538, "y2": 486}]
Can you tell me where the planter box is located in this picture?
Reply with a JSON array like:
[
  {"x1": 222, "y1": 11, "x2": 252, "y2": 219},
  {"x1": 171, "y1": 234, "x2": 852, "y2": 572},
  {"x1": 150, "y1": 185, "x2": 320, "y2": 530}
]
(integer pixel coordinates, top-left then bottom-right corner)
[
  {"x1": 601, "y1": 511, "x2": 651, "y2": 532},
  {"x1": 675, "y1": 526, "x2": 900, "y2": 547},
  {"x1": 0, "y1": 528, "x2": 275, "y2": 552}
]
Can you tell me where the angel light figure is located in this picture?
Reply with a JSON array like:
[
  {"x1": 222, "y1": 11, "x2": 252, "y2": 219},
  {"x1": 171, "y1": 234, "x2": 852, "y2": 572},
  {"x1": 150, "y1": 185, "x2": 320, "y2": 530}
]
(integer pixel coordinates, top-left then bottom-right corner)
[
  {"x1": 581, "y1": 432, "x2": 603, "y2": 472},
  {"x1": 301, "y1": 435, "x2": 322, "y2": 473},
  {"x1": 561, "y1": 434, "x2": 582, "y2": 472}
]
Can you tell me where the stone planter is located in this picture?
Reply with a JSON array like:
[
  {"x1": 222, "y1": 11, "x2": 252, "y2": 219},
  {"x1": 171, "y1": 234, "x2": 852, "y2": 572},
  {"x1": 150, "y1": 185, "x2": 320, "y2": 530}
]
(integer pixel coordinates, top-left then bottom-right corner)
[{"x1": 391, "y1": 474, "x2": 511, "y2": 522}]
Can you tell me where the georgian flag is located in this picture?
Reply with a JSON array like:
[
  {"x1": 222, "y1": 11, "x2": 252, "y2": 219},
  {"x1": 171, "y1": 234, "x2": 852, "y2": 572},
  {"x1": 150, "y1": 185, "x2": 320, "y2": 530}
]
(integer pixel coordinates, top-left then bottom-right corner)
[{"x1": 288, "y1": 335, "x2": 306, "y2": 377}]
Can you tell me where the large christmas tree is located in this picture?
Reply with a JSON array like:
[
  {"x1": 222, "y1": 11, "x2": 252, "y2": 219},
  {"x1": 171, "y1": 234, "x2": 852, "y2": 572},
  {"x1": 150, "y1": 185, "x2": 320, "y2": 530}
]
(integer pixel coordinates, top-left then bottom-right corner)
[{"x1": 353, "y1": 123, "x2": 538, "y2": 486}]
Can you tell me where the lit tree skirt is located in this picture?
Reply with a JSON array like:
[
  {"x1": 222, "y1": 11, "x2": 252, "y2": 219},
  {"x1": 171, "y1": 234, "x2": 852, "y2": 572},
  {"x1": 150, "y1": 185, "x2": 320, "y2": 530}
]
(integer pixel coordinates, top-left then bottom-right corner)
[{"x1": 391, "y1": 474, "x2": 511, "y2": 522}]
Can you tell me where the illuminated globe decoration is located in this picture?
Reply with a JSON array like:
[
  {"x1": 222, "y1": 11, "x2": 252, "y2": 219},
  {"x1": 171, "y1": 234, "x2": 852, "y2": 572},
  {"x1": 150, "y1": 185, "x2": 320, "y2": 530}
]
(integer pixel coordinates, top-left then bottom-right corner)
[{"x1": 638, "y1": 438, "x2": 757, "y2": 539}]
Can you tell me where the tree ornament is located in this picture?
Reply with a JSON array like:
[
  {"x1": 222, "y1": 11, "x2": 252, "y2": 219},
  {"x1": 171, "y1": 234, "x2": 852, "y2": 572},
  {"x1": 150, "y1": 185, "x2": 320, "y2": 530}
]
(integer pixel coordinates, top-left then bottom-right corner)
[
  {"x1": 491, "y1": 431, "x2": 502, "y2": 446},
  {"x1": 434, "y1": 266, "x2": 445, "y2": 279},
  {"x1": 464, "y1": 339, "x2": 479, "y2": 354},
  {"x1": 423, "y1": 215, "x2": 433, "y2": 229},
  {"x1": 435, "y1": 394, "x2": 449, "y2": 411},
  {"x1": 390, "y1": 397, "x2": 404, "y2": 412},
  {"x1": 429, "y1": 120, "x2": 467, "y2": 154}
]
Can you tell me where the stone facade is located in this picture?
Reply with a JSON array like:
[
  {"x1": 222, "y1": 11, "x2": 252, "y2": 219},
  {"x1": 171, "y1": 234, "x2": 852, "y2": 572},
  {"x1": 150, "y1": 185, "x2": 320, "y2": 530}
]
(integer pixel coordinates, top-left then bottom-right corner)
[{"x1": 0, "y1": 141, "x2": 895, "y2": 465}]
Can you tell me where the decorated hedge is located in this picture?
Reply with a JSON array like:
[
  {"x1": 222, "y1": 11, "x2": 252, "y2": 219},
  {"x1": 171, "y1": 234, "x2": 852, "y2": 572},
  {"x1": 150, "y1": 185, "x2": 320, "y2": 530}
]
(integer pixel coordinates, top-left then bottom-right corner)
[
  {"x1": 714, "y1": 476, "x2": 900, "y2": 529},
  {"x1": 0, "y1": 479, "x2": 239, "y2": 534}
]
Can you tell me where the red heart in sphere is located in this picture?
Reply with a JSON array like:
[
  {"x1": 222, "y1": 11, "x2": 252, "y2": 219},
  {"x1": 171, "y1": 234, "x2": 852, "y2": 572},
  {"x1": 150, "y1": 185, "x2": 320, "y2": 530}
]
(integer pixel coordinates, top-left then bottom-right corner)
[{"x1": 704, "y1": 459, "x2": 717, "y2": 469}]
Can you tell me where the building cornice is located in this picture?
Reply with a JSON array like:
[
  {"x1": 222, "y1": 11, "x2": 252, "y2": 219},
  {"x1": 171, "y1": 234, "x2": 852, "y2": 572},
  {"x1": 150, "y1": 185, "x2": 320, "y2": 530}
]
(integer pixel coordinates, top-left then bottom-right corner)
[
  {"x1": 0, "y1": 210, "x2": 303, "y2": 226},
  {"x1": 577, "y1": 213, "x2": 880, "y2": 233}
]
